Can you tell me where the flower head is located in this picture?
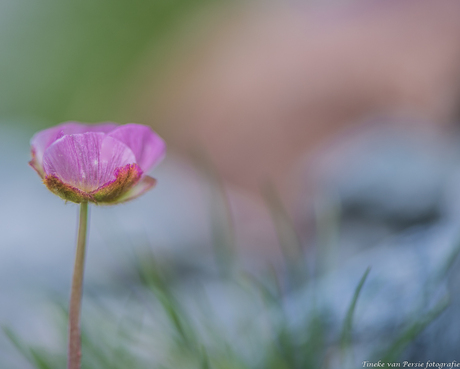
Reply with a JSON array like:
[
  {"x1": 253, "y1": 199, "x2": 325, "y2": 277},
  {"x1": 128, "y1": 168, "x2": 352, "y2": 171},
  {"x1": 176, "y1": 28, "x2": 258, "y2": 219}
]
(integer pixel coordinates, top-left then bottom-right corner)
[{"x1": 29, "y1": 122, "x2": 165, "y2": 204}]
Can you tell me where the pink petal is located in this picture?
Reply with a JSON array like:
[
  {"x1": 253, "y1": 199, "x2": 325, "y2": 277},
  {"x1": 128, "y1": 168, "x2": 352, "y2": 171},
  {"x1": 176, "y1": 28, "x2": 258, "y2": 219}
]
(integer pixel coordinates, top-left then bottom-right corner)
[
  {"x1": 91, "y1": 163, "x2": 143, "y2": 204},
  {"x1": 117, "y1": 175, "x2": 157, "y2": 203},
  {"x1": 42, "y1": 132, "x2": 136, "y2": 192},
  {"x1": 29, "y1": 156, "x2": 45, "y2": 178},
  {"x1": 107, "y1": 124, "x2": 165, "y2": 172},
  {"x1": 30, "y1": 121, "x2": 119, "y2": 172}
]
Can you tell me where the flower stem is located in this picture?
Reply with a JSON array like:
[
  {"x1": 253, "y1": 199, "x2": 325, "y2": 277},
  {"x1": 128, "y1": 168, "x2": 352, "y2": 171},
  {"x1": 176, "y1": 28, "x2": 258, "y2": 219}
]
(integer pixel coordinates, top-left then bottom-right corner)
[{"x1": 68, "y1": 201, "x2": 89, "y2": 369}]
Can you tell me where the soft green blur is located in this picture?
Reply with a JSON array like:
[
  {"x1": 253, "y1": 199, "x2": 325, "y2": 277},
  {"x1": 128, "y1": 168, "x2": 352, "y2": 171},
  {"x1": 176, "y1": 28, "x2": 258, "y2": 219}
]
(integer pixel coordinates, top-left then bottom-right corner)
[{"x1": 0, "y1": 0, "x2": 220, "y2": 129}]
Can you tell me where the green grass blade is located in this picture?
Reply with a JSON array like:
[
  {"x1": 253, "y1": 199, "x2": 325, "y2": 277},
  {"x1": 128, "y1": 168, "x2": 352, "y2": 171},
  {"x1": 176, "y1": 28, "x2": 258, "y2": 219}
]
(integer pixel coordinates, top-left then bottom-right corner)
[
  {"x1": 261, "y1": 182, "x2": 306, "y2": 286},
  {"x1": 340, "y1": 267, "x2": 371, "y2": 367},
  {"x1": 3, "y1": 326, "x2": 33, "y2": 363}
]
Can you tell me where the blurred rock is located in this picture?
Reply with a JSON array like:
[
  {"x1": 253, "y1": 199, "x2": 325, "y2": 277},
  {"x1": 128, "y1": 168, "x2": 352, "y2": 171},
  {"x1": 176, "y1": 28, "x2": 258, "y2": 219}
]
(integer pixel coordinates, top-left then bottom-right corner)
[{"x1": 143, "y1": 0, "x2": 460, "y2": 197}]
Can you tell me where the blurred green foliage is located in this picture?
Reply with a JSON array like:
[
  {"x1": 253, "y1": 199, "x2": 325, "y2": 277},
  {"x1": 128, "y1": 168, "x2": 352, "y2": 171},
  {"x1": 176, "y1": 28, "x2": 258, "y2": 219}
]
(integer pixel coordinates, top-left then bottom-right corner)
[
  {"x1": 3, "y1": 182, "x2": 453, "y2": 369},
  {"x1": 3, "y1": 251, "x2": 449, "y2": 369},
  {"x1": 0, "y1": 0, "x2": 219, "y2": 128}
]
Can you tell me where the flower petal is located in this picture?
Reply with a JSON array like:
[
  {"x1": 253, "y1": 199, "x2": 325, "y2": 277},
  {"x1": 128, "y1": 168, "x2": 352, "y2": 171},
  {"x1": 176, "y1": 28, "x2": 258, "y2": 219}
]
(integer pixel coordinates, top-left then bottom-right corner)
[
  {"x1": 29, "y1": 156, "x2": 45, "y2": 178},
  {"x1": 116, "y1": 175, "x2": 157, "y2": 203},
  {"x1": 30, "y1": 121, "x2": 119, "y2": 174},
  {"x1": 91, "y1": 163, "x2": 143, "y2": 204},
  {"x1": 107, "y1": 123, "x2": 165, "y2": 172},
  {"x1": 44, "y1": 174, "x2": 94, "y2": 203},
  {"x1": 42, "y1": 132, "x2": 136, "y2": 192}
]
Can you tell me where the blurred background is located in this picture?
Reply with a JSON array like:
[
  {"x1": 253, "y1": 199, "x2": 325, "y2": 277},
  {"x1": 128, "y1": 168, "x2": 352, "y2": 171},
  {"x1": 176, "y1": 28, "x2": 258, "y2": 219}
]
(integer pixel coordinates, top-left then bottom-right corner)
[{"x1": 2, "y1": 0, "x2": 460, "y2": 367}]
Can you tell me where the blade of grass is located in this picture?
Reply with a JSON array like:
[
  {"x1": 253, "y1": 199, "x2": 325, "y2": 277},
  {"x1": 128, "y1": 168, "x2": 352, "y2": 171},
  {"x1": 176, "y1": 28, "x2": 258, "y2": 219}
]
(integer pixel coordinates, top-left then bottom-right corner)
[
  {"x1": 340, "y1": 267, "x2": 371, "y2": 367},
  {"x1": 195, "y1": 150, "x2": 236, "y2": 278},
  {"x1": 433, "y1": 233, "x2": 460, "y2": 285},
  {"x1": 136, "y1": 249, "x2": 200, "y2": 354},
  {"x1": 3, "y1": 326, "x2": 59, "y2": 369},
  {"x1": 261, "y1": 182, "x2": 306, "y2": 287},
  {"x1": 200, "y1": 345, "x2": 210, "y2": 369},
  {"x1": 29, "y1": 349, "x2": 56, "y2": 369},
  {"x1": 3, "y1": 326, "x2": 34, "y2": 363},
  {"x1": 314, "y1": 191, "x2": 341, "y2": 277}
]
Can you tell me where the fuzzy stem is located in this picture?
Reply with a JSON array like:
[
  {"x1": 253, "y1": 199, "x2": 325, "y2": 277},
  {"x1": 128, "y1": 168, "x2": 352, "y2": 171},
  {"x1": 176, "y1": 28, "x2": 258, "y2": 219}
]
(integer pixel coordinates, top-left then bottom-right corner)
[{"x1": 68, "y1": 201, "x2": 89, "y2": 369}]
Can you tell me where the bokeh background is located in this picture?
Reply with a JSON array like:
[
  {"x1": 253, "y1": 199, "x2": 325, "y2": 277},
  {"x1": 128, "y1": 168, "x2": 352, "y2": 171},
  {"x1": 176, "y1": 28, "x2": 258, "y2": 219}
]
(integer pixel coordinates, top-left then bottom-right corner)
[{"x1": 2, "y1": 0, "x2": 460, "y2": 367}]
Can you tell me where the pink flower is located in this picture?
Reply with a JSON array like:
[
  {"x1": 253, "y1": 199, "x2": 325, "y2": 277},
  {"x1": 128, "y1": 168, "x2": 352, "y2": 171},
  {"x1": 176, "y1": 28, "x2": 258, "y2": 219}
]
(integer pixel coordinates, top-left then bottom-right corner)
[{"x1": 29, "y1": 122, "x2": 165, "y2": 204}]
